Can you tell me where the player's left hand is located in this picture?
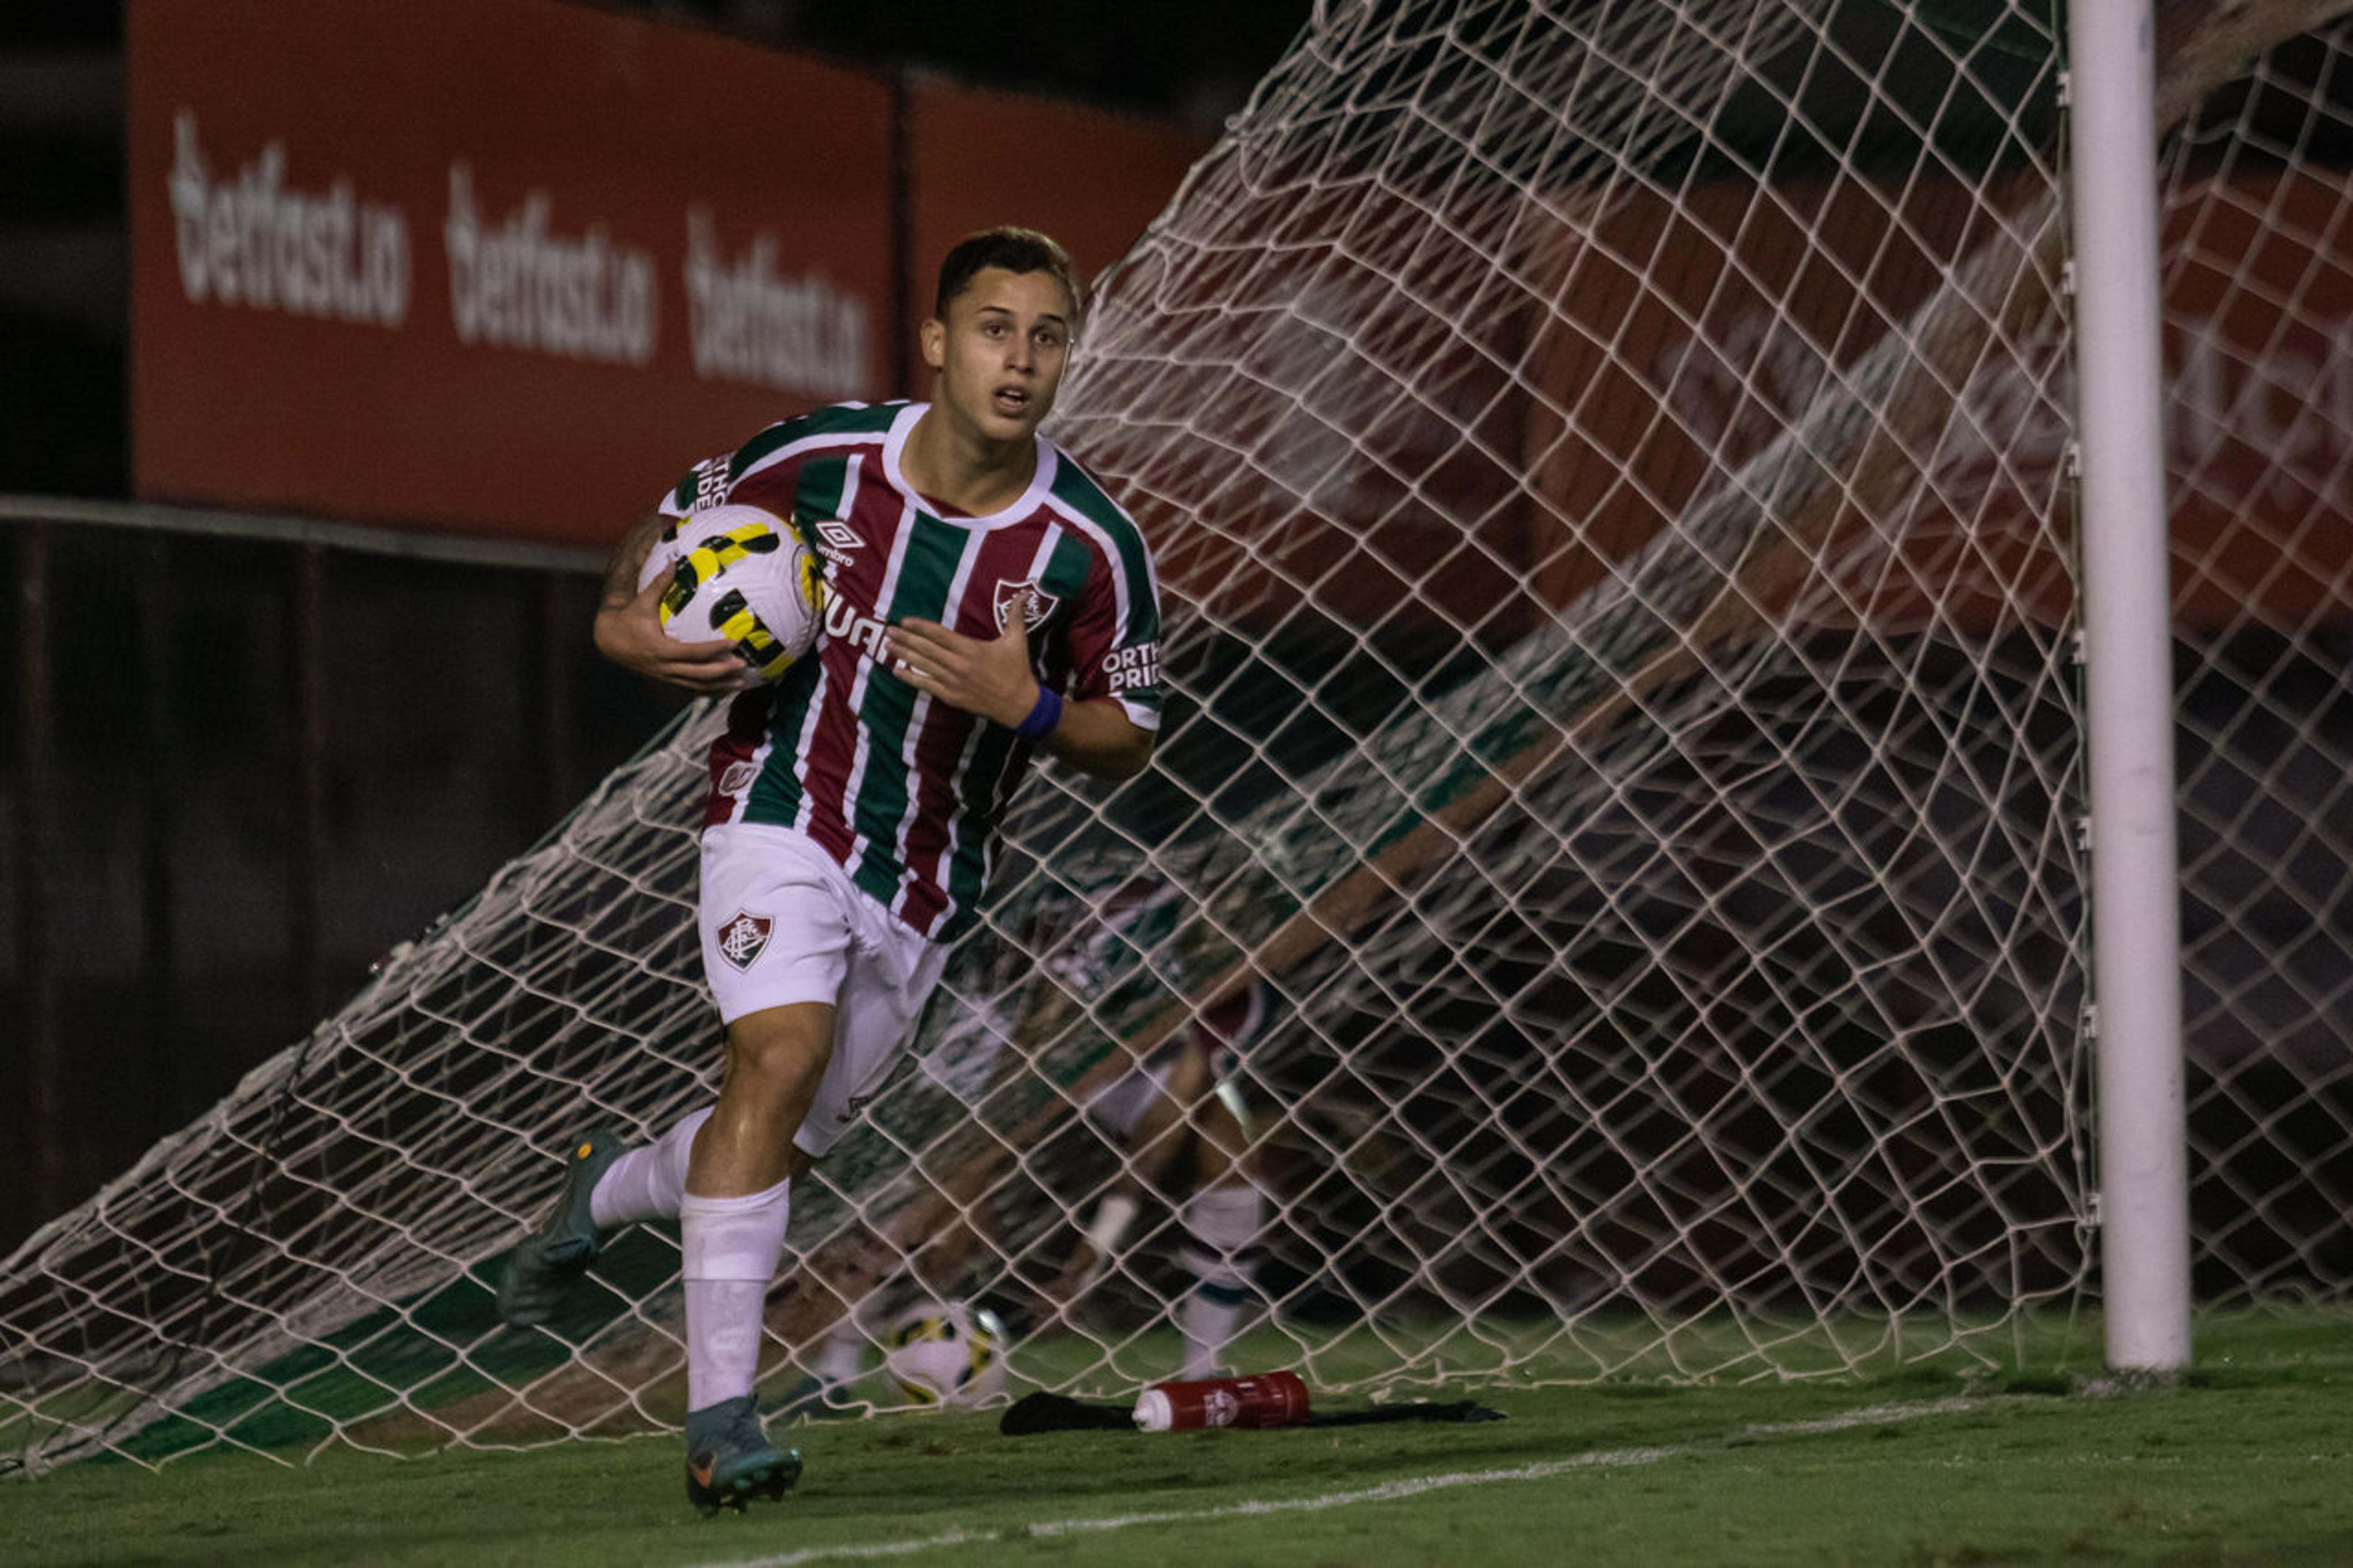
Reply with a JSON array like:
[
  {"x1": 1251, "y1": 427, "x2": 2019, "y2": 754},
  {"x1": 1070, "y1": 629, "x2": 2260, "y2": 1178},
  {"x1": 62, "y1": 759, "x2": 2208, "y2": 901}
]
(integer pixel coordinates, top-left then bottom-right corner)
[{"x1": 884, "y1": 589, "x2": 1040, "y2": 726}]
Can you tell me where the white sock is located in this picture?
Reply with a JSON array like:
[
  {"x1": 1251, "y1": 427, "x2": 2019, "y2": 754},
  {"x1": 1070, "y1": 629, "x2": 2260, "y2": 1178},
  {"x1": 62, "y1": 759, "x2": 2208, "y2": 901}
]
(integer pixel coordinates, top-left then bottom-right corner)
[
  {"x1": 680, "y1": 1175, "x2": 792, "y2": 1411},
  {"x1": 1180, "y1": 1290, "x2": 1245, "y2": 1381},
  {"x1": 684, "y1": 1279, "x2": 768, "y2": 1414},
  {"x1": 1176, "y1": 1181, "x2": 1264, "y2": 1379},
  {"x1": 811, "y1": 1307, "x2": 867, "y2": 1387},
  {"x1": 589, "y1": 1107, "x2": 713, "y2": 1229}
]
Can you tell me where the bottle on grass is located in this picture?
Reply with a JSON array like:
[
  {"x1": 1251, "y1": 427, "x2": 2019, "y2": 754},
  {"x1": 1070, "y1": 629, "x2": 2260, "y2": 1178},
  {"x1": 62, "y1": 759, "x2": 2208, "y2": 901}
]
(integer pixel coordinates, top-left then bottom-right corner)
[{"x1": 1132, "y1": 1370, "x2": 1310, "y2": 1433}]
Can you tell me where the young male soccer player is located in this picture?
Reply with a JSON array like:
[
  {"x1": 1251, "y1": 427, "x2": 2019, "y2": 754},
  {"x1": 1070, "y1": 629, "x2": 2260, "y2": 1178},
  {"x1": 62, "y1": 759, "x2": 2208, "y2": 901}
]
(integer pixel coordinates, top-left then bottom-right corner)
[{"x1": 496, "y1": 227, "x2": 1164, "y2": 1516}]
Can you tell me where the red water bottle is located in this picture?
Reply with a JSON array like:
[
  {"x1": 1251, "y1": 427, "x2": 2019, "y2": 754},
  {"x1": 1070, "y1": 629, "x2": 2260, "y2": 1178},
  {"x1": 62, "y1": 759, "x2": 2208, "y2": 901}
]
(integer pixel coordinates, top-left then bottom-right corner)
[{"x1": 1132, "y1": 1370, "x2": 1311, "y2": 1432}]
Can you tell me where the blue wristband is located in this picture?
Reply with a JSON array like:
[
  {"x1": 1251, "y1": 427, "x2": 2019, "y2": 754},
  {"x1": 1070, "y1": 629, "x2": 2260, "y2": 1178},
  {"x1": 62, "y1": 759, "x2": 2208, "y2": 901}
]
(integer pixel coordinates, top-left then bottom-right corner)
[{"x1": 1015, "y1": 686, "x2": 1064, "y2": 740}]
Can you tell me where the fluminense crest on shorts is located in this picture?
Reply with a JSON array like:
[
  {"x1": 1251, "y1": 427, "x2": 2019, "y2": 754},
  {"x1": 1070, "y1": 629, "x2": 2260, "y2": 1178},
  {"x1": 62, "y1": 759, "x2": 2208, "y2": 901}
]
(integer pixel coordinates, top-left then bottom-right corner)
[{"x1": 716, "y1": 910, "x2": 773, "y2": 969}]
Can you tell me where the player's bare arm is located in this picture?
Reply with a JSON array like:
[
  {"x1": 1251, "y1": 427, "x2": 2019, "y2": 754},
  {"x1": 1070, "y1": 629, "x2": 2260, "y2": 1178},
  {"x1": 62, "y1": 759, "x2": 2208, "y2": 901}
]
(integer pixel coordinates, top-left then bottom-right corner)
[
  {"x1": 592, "y1": 513, "x2": 747, "y2": 695},
  {"x1": 884, "y1": 591, "x2": 1156, "y2": 779}
]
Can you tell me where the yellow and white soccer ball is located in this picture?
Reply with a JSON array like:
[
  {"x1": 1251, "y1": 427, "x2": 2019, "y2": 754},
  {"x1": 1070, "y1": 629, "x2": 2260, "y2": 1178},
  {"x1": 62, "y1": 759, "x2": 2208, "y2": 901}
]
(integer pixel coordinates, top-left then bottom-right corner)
[
  {"x1": 882, "y1": 1300, "x2": 1008, "y2": 1408},
  {"x1": 639, "y1": 502, "x2": 823, "y2": 683}
]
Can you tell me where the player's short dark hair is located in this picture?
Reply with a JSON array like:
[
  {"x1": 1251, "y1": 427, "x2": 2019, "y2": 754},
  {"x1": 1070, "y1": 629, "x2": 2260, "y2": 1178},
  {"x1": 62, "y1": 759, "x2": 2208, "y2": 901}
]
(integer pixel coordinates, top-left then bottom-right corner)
[{"x1": 934, "y1": 227, "x2": 1082, "y2": 331}]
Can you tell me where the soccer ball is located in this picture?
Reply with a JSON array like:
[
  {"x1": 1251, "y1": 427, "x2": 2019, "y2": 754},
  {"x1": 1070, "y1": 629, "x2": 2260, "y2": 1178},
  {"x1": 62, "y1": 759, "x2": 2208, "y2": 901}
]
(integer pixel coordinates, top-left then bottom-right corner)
[
  {"x1": 882, "y1": 1300, "x2": 1008, "y2": 1408},
  {"x1": 641, "y1": 502, "x2": 823, "y2": 683}
]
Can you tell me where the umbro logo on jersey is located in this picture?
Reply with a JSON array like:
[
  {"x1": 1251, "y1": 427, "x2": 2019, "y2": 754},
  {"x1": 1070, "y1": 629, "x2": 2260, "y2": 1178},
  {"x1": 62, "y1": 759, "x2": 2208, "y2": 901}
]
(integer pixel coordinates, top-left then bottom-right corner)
[
  {"x1": 719, "y1": 761, "x2": 757, "y2": 796},
  {"x1": 716, "y1": 910, "x2": 773, "y2": 970},
  {"x1": 812, "y1": 518, "x2": 861, "y2": 569},
  {"x1": 992, "y1": 578, "x2": 1060, "y2": 632}
]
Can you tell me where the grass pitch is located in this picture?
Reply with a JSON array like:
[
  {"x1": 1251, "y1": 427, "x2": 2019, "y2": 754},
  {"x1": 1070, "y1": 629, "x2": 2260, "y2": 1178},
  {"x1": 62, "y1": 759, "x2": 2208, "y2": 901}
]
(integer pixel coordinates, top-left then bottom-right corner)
[{"x1": 4, "y1": 1312, "x2": 2349, "y2": 1566}]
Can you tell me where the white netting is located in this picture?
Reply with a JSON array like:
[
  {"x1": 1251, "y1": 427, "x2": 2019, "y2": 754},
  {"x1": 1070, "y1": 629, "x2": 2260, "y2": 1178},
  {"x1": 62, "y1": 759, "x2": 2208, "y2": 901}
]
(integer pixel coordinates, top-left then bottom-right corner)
[
  {"x1": 2159, "y1": 12, "x2": 2353, "y2": 1298},
  {"x1": 5, "y1": 0, "x2": 2351, "y2": 1472}
]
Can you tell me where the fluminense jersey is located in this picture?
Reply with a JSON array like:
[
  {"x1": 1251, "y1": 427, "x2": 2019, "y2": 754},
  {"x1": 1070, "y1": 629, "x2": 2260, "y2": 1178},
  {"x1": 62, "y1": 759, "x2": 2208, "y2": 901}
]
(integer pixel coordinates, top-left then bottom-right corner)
[{"x1": 661, "y1": 400, "x2": 1164, "y2": 941}]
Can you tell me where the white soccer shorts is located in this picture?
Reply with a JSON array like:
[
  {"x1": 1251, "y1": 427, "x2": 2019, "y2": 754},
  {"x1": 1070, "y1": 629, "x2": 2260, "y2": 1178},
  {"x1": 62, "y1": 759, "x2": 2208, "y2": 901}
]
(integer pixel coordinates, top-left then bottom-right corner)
[{"x1": 698, "y1": 822, "x2": 950, "y2": 1158}]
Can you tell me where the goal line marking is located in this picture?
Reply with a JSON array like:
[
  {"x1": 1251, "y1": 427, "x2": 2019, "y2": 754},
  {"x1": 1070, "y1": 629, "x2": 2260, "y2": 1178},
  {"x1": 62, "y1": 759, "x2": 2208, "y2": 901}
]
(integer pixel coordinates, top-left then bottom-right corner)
[{"x1": 683, "y1": 1395, "x2": 2016, "y2": 1568}]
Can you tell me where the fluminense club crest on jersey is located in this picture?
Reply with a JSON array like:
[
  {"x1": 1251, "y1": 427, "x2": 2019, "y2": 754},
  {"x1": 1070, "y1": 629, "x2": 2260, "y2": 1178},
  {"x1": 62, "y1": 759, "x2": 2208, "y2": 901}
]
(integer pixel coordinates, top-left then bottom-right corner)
[
  {"x1": 716, "y1": 909, "x2": 773, "y2": 970},
  {"x1": 992, "y1": 578, "x2": 1060, "y2": 632}
]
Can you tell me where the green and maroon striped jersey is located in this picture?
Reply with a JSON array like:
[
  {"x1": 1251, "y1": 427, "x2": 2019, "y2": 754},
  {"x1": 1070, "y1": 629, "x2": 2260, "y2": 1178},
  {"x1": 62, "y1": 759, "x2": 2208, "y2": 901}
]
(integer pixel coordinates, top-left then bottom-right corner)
[{"x1": 659, "y1": 400, "x2": 1164, "y2": 941}]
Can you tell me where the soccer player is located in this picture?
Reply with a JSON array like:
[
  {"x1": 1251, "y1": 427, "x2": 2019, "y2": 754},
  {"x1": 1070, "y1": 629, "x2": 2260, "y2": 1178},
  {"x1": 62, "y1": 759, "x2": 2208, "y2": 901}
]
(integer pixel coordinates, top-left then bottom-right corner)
[
  {"x1": 1026, "y1": 873, "x2": 1274, "y2": 1381},
  {"x1": 496, "y1": 227, "x2": 1163, "y2": 1516}
]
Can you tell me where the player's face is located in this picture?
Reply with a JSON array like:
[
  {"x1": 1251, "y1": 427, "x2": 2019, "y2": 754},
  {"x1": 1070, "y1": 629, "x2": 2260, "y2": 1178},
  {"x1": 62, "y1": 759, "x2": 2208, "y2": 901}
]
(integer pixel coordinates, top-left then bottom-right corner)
[{"x1": 922, "y1": 267, "x2": 1076, "y2": 448}]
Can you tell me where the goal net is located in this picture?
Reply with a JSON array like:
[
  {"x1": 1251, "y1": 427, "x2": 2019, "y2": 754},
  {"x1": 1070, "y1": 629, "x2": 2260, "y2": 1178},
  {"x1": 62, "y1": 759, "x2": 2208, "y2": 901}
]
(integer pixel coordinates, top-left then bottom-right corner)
[{"x1": 7, "y1": 0, "x2": 2352, "y2": 1471}]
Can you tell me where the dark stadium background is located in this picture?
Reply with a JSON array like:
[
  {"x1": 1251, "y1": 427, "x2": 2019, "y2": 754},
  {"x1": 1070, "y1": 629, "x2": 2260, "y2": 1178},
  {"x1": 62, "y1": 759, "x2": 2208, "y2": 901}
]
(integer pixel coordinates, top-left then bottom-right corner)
[{"x1": 0, "y1": 0, "x2": 1313, "y2": 1249}]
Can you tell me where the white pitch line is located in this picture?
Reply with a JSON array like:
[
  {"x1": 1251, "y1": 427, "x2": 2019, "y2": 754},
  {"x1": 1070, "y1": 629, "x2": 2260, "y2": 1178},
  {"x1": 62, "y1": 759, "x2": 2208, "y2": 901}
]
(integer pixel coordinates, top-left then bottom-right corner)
[{"x1": 682, "y1": 1395, "x2": 2007, "y2": 1568}]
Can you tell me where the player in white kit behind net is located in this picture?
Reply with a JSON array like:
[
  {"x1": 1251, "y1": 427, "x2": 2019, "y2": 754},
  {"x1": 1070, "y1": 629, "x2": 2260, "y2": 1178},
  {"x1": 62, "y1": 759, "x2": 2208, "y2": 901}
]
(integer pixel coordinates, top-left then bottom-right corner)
[{"x1": 1027, "y1": 871, "x2": 1276, "y2": 1381}]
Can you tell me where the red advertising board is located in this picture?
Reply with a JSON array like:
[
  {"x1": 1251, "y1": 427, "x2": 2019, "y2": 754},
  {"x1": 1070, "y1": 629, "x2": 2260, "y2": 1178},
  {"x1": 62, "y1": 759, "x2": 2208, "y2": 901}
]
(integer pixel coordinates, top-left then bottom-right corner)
[
  {"x1": 903, "y1": 81, "x2": 1206, "y2": 379},
  {"x1": 1517, "y1": 164, "x2": 2353, "y2": 638},
  {"x1": 1075, "y1": 146, "x2": 2353, "y2": 646},
  {"x1": 129, "y1": 0, "x2": 895, "y2": 547}
]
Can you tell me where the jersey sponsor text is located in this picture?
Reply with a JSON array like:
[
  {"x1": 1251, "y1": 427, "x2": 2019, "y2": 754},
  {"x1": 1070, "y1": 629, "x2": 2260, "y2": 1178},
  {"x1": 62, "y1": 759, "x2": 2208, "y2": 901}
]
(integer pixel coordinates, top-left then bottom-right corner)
[
  {"x1": 1104, "y1": 641, "x2": 1159, "y2": 692},
  {"x1": 822, "y1": 591, "x2": 890, "y2": 661}
]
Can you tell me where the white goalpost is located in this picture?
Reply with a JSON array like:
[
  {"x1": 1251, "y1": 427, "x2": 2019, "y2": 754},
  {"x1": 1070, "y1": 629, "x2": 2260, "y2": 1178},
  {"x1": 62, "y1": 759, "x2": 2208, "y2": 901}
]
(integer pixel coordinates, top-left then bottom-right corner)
[
  {"x1": 6, "y1": 0, "x2": 2352, "y2": 1473},
  {"x1": 2067, "y1": 0, "x2": 2191, "y2": 1374}
]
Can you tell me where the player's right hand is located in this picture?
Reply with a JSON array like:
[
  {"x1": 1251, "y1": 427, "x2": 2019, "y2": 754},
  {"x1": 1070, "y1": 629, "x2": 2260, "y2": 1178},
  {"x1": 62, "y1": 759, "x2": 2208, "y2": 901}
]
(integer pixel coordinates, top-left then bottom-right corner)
[{"x1": 593, "y1": 573, "x2": 749, "y2": 695}]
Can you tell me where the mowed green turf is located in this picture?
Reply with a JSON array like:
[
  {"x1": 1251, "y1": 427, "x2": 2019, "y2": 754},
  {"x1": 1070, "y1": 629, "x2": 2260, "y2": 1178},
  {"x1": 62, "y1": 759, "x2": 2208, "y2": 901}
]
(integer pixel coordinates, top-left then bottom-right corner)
[{"x1": 4, "y1": 1314, "x2": 2348, "y2": 1567}]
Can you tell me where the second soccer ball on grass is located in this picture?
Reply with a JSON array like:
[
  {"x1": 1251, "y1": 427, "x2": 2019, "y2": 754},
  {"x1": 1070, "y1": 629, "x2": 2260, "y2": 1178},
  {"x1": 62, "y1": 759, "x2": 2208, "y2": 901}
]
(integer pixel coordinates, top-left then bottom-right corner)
[{"x1": 883, "y1": 1300, "x2": 1009, "y2": 1407}]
